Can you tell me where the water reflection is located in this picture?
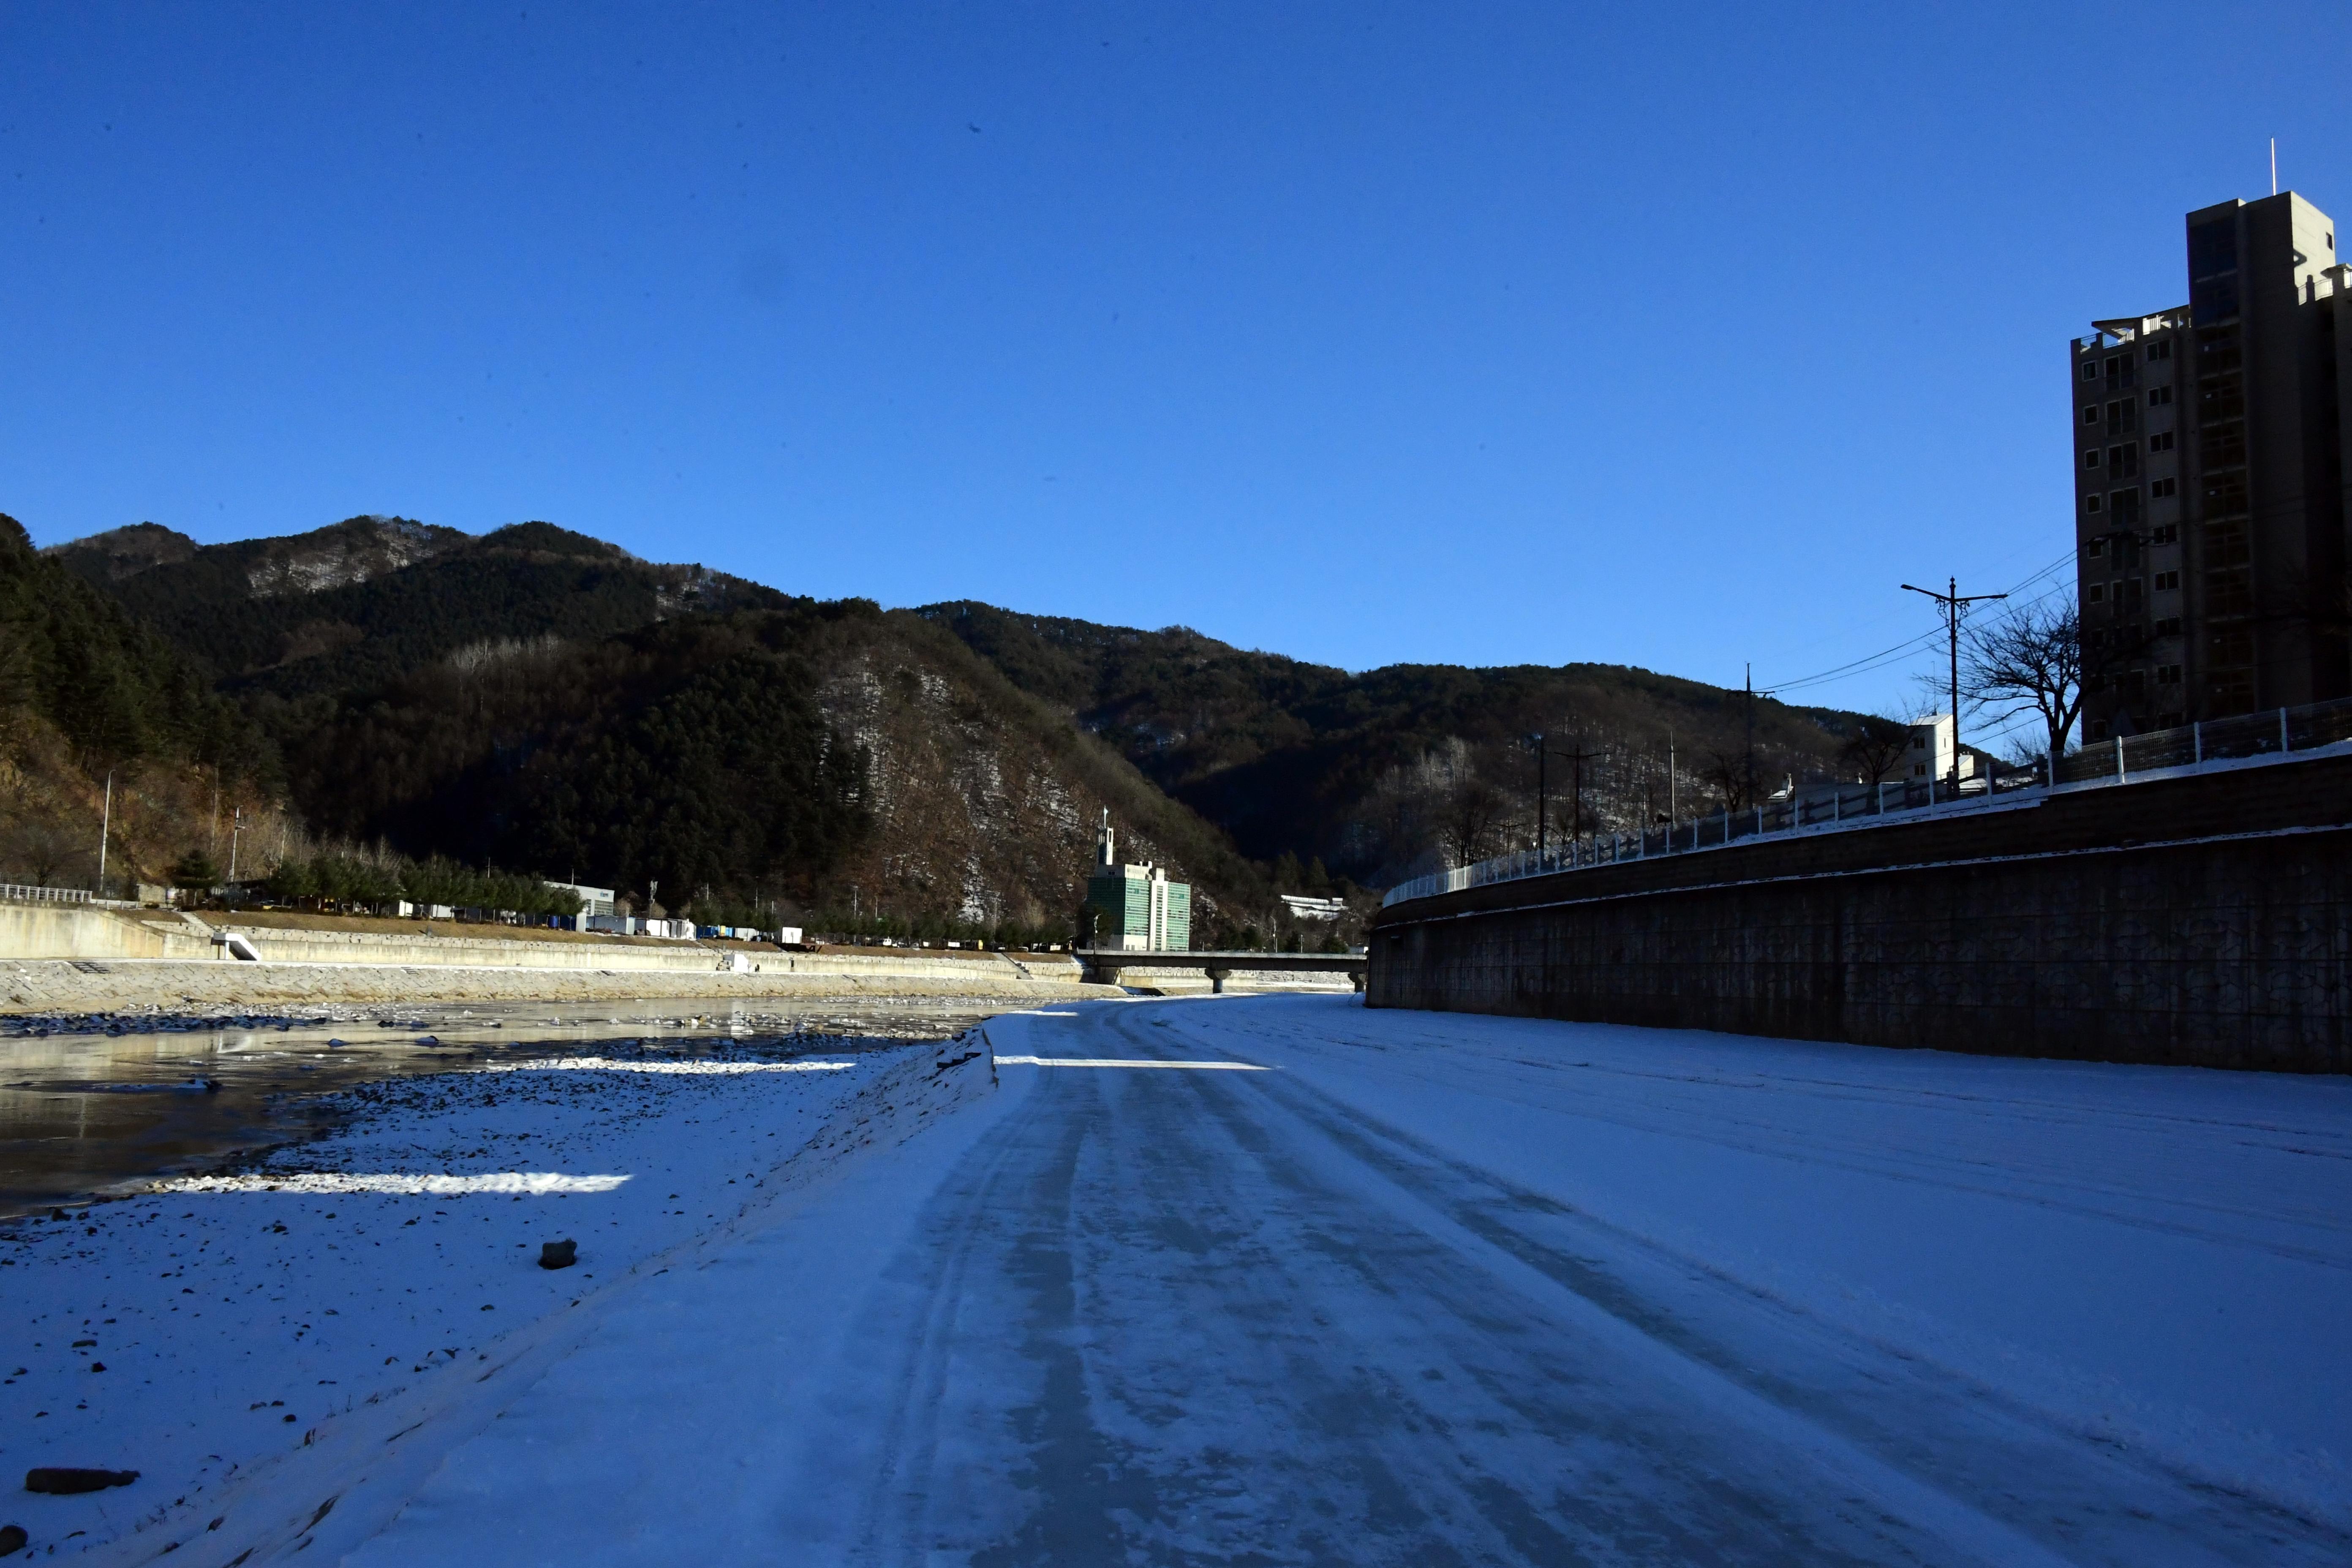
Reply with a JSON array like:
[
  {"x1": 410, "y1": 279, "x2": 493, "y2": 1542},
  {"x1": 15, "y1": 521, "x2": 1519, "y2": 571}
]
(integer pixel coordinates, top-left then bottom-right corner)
[{"x1": 0, "y1": 997, "x2": 1003, "y2": 1216}]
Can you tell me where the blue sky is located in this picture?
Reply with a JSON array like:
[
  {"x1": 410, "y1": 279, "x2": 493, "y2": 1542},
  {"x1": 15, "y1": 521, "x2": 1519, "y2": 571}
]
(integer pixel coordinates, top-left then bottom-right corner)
[{"x1": 4, "y1": 2, "x2": 2344, "y2": 730}]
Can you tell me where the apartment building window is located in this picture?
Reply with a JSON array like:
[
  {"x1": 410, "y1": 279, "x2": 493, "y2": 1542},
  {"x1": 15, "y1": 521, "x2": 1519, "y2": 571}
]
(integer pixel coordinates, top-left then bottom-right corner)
[
  {"x1": 2086, "y1": 583, "x2": 2106, "y2": 602},
  {"x1": 2118, "y1": 578, "x2": 2144, "y2": 611},
  {"x1": 2083, "y1": 405, "x2": 2101, "y2": 425},
  {"x1": 2106, "y1": 400, "x2": 2137, "y2": 435},
  {"x1": 2082, "y1": 361, "x2": 2101, "y2": 381},
  {"x1": 2150, "y1": 432, "x2": 2174, "y2": 454},
  {"x1": 2085, "y1": 494, "x2": 2103, "y2": 512},
  {"x1": 2155, "y1": 570, "x2": 2180, "y2": 591},
  {"x1": 2110, "y1": 488, "x2": 2141, "y2": 527},
  {"x1": 2087, "y1": 538, "x2": 2106, "y2": 558},
  {"x1": 2148, "y1": 340, "x2": 2171, "y2": 360},
  {"x1": 2156, "y1": 664, "x2": 2182, "y2": 685},
  {"x1": 2151, "y1": 524, "x2": 2178, "y2": 545},
  {"x1": 2151, "y1": 478, "x2": 2178, "y2": 500},
  {"x1": 2155, "y1": 616, "x2": 2182, "y2": 637},
  {"x1": 2085, "y1": 449, "x2": 2102, "y2": 468},
  {"x1": 2109, "y1": 444, "x2": 2139, "y2": 477},
  {"x1": 2148, "y1": 385, "x2": 2172, "y2": 406}
]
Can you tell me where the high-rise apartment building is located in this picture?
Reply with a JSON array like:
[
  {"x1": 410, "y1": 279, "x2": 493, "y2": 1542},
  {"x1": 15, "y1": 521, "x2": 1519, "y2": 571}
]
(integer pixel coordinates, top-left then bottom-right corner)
[{"x1": 2073, "y1": 192, "x2": 2349, "y2": 739}]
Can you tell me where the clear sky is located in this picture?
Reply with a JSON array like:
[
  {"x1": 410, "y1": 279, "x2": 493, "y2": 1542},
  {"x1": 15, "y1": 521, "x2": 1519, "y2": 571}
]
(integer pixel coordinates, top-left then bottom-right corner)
[{"x1": 4, "y1": 3, "x2": 2344, "y2": 735}]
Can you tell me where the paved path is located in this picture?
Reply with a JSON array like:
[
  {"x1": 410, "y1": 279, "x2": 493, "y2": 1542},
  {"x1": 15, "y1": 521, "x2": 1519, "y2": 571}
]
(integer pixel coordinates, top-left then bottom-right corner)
[{"x1": 308, "y1": 999, "x2": 2347, "y2": 1566}]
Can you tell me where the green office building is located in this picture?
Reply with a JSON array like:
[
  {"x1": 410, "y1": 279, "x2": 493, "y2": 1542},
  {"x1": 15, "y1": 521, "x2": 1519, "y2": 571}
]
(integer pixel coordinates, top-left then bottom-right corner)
[{"x1": 1084, "y1": 811, "x2": 1190, "y2": 951}]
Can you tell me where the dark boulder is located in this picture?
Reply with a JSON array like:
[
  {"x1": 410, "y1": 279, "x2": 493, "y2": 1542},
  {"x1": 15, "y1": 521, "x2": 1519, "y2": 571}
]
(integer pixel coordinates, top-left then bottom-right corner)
[{"x1": 24, "y1": 1469, "x2": 138, "y2": 1494}]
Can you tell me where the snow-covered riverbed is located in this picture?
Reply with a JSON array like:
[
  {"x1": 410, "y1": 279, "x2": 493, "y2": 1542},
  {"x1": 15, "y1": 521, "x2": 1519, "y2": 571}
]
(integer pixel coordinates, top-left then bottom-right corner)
[
  {"x1": 8, "y1": 995, "x2": 2351, "y2": 1565},
  {"x1": 1, "y1": 1030, "x2": 988, "y2": 1559}
]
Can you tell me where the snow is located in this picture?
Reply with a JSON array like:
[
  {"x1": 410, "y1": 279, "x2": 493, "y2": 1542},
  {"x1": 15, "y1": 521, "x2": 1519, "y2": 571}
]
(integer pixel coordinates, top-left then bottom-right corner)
[
  {"x1": 0, "y1": 1033, "x2": 961, "y2": 1560},
  {"x1": 10, "y1": 996, "x2": 2352, "y2": 1564}
]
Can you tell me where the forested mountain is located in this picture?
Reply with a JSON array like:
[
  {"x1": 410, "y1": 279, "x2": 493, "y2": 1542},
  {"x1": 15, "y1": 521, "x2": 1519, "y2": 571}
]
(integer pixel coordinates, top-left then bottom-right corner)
[
  {"x1": 19, "y1": 518, "x2": 1272, "y2": 939},
  {"x1": 49, "y1": 516, "x2": 787, "y2": 701},
  {"x1": 2, "y1": 515, "x2": 255, "y2": 773},
  {"x1": 11, "y1": 512, "x2": 1882, "y2": 932},
  {"x1": 0, "y1": 514, "x2": 266, "y2": 895},
  {"x1": 917, "y1": 601, "x2": 1873, "y2": 882}
]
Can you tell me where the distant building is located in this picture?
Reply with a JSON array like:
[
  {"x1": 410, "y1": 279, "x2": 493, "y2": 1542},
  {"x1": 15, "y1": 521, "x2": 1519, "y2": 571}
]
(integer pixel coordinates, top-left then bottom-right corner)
[
  {"x1": 1084, "y1": 811, "x2": 1191, "y2": 951},
  {"x1": 2073, "y1": 192, "x2": 2349, "y2": 739},
  {"x1": 1279, "y1": 894, "x2": 1348, "y2": 922},
  {"x1": 1904, "y1": 714, "x2": 1979, "y2": 784},
  {"x1": 547, "y1": 880, "x2": 616, "y2": 917}
]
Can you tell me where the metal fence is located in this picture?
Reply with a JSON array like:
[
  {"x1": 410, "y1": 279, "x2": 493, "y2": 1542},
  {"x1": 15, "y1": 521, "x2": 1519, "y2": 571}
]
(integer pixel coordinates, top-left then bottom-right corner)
[
  {"x1": 2053, "y1": 696, "x2": 2352, "y2": 784},
  {"x1": 0, "y1": 883, "x2": 93, "y2": 906},
  {"x1": 1382, "y1": 696, "x2": 2352, "y2": 909}
]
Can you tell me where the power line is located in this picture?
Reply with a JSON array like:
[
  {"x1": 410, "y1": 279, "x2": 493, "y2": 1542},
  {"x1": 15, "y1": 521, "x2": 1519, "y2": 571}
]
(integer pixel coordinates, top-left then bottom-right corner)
[{"x1": 1764, "y1": 548, "x2": 2076, "y2": 695}]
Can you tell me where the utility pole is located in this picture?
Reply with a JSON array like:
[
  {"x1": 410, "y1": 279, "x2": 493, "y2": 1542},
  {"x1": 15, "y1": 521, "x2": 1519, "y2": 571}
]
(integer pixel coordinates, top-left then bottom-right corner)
[
  {"x1": 226, "y1": 806, "x2": 245, "y2": 884},
  {"x1": 1744, "y1": 664, "x2": 1755, "y2": 811},
  {"x1": 1902, "y1": 576, "x2": 2007, "y2": 793},
  {"x1": 1552, "y1": 739, "x2": 1599, "y2": 853},
  {"x1": 1741, "y1": 665, "x2": 1780, "y2": 811},
  {"x1": 1667, "y1": 727, "x2": 1678, "y2": 825},
  {"x1": 1535, "y1": 735, "x2": 1547, "y2": 853},
  {"x1": 1531, "y1": 732, "x2": 1596, "y2": 856},
  {"x1": 96, "y1": 770, "x2": 114, "y2": 897}
]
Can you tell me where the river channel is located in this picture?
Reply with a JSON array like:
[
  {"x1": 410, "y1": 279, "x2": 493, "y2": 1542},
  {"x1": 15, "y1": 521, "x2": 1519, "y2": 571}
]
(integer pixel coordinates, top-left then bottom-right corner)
[{"x1": 0, "y1": 997, "x2": 1009, "y2": 1217}]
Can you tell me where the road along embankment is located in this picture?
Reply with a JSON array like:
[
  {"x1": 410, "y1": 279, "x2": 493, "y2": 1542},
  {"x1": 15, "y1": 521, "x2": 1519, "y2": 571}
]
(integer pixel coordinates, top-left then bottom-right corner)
[
  {"x1": 1370, "y1": 750, "x2": 2352, "y2": 1072},
  {"x1": 0, "y1": 907, "x2": 1117, "y2": 1012}
]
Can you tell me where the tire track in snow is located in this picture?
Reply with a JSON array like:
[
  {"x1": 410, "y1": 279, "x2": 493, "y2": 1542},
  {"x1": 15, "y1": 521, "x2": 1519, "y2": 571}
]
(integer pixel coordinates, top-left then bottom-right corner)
[{"x1": 1141, "y1": 1004, "x2": 2352, "y2": 1566}]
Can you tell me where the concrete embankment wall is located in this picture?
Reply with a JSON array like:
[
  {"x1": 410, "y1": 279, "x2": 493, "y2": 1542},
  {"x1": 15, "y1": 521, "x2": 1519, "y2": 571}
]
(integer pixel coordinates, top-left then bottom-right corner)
[
  {"x1": 1368, "y1": 753, "x2": 2352, "y2": 1073},
  {"x1": 0, "y1": 909, "x2": 1111, "y2": 1012},
  {"x1": 0, "y1": 904, "x2": 212, "y2": 961},
  {"x1": 0, "y1": 958, "x2": 1117, "y2": 1013}
]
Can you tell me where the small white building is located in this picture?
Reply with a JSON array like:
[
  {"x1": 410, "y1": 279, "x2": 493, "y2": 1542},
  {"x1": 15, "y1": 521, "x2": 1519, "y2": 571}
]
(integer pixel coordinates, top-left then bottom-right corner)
[{"x1": 1905, "y1": 714, "x2": 1978, "y2": 783}]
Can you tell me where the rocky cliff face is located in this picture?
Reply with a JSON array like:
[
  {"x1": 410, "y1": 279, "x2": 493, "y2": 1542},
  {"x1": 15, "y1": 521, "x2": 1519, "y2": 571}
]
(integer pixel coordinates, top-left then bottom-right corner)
[{"x1": 808, "y1": 625, "x2": 1245, "y2": 934}]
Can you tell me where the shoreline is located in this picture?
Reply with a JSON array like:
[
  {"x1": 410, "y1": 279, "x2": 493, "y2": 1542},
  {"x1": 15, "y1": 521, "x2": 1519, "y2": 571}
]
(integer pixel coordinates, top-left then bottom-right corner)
[{"x1": 0, "y1": 1026, "x2": 1004, "y2": 1563}]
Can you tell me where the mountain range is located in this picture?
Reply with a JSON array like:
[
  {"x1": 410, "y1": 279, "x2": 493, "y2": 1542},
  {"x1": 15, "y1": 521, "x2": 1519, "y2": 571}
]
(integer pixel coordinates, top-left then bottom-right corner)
[{"x1": 3, "y1": 512, "x2": 1882, "y2": 941}]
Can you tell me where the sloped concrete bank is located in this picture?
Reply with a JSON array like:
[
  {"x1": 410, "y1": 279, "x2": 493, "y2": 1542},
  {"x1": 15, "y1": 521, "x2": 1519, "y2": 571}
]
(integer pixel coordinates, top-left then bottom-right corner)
[
  {"x1": 0, "y1": 958, "x2": 1119, "y2": 1013},
  {"x1": 0, "y1": 907, "x2": 1116, "y2": 1013}
]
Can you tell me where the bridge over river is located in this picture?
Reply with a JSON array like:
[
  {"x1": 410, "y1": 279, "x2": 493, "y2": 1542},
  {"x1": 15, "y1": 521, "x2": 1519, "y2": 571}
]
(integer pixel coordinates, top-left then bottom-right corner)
[{"x1": 1076, "y1": 947, "x2": 1366, "y2": 993}]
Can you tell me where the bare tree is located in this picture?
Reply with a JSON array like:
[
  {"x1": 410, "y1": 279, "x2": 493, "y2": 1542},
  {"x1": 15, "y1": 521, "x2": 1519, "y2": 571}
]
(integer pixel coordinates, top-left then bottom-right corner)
[
  {"x1": 1437, "y1": 772, "x2": 1511, "y2": 866},
  {"x1": 1838, "y1": 711, "x2": 1914, "y2": 787},
  {"x1": 1700, "y1": 750, "x2": 1755, "y2": 812},
  {"x1": 1963, "y1": 600, "x2": 2085, "y2": 760}
]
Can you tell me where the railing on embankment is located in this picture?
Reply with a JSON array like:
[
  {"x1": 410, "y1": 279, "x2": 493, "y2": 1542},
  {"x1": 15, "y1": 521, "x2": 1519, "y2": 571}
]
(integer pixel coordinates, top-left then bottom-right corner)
[
  {"x1": 1367, "y1": 744, "x2": 2352, "y2": 1074},
  {"x1": 1382, "y1": 696, "x2": 2352, "y2": 910}
]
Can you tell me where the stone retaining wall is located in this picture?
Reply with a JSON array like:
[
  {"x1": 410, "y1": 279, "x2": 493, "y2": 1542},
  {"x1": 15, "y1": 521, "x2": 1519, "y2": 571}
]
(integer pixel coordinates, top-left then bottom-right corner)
[{"x1": 1369, "y1": 751, "x2": 2352, "y2": 1073}]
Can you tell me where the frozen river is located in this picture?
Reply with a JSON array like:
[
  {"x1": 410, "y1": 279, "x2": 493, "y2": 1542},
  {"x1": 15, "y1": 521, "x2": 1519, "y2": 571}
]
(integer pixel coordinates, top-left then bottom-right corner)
[
  {"x1": 14, "y1": 995, "x2": 2352, "y2": 1565},
  {"x1": 0, "y1": 998, "x2": 1003, "y2": 1216}
]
